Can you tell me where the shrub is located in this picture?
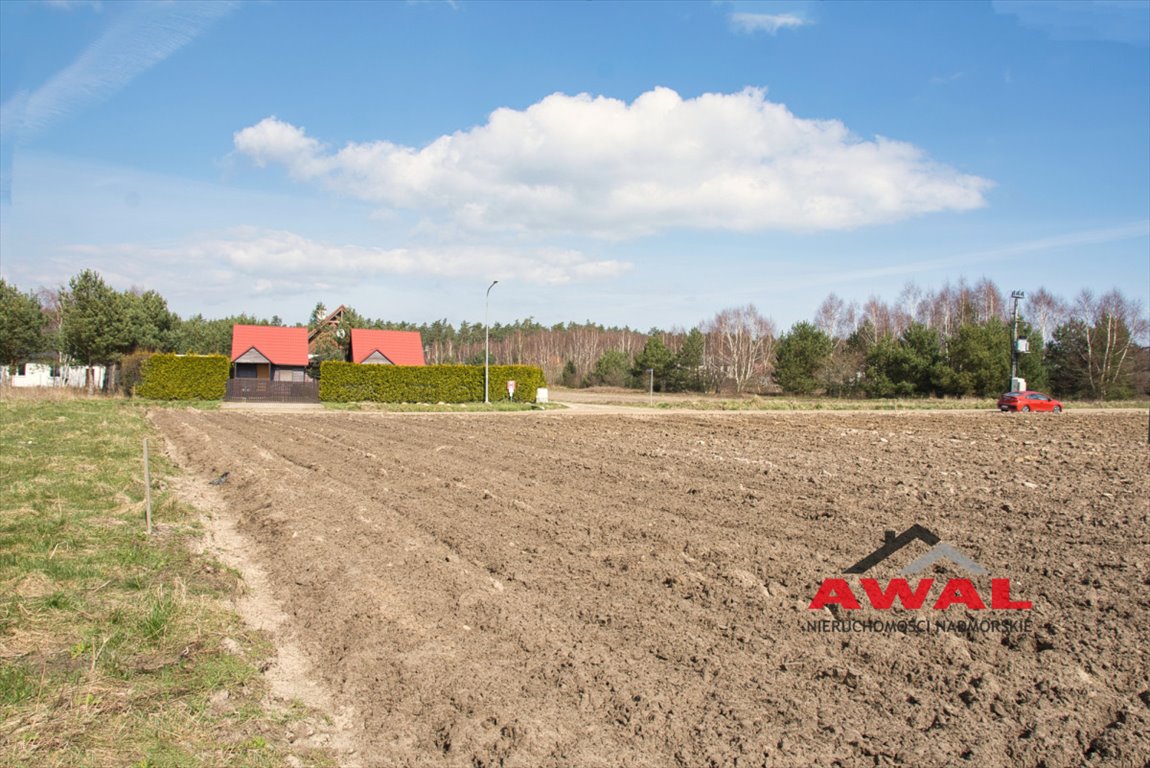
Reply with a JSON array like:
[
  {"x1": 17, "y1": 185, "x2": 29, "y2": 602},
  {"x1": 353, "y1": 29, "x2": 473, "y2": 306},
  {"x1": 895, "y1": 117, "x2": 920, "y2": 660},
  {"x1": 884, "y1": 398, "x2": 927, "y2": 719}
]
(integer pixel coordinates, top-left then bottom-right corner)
[
  {"x1": 319, "y1": 362, "x2": 547, "y2": 403},
  {"x1": 120, "y1": 350, "x2": 155, "y2": 395},
  {"x1": 137, "y1": 354, "x2": 229, "y2": 400}
]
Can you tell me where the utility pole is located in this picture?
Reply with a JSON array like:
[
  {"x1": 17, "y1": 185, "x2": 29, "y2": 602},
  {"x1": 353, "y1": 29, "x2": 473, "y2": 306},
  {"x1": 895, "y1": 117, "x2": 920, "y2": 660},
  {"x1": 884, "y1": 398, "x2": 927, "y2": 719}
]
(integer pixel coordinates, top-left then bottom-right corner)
[{"x1": 1010, "y1": 290, "x2": 1025, "y2": 388}]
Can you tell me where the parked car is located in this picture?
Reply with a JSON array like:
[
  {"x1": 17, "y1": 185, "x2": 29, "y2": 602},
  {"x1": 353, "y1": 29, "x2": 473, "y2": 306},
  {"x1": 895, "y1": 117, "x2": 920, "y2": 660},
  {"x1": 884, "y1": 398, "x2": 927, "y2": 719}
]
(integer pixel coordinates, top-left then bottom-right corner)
[{"x1": 997, "y1": 390, "x2": 1063, "y2": 413}]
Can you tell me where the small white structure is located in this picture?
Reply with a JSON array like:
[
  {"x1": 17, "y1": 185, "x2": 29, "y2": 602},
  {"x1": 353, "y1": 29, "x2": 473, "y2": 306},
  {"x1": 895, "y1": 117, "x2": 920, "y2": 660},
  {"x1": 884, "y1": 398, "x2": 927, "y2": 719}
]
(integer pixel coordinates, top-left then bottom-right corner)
[
  {"x1": 2, "y1": 362, "x2": 105, "y2": 389},
  {"x1": 535, "y1": 387, "x2": 549, "y2": 404}
]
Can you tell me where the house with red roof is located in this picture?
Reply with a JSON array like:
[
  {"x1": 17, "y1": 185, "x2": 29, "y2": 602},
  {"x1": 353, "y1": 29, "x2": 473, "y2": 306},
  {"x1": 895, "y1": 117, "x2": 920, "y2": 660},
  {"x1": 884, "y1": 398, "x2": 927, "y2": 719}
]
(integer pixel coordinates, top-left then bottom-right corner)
[
  {"x1": 231, "y1": 325, "x2": 310, "y2": 382},
  {"x1": 350, "y1": 328, "x2": 426, "y2": 366}
]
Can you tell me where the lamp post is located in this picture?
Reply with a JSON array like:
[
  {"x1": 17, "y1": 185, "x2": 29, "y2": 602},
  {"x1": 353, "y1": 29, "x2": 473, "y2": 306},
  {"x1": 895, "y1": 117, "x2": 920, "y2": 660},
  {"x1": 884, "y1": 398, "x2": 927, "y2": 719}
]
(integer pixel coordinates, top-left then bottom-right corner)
[
  {"x1": 484, "y1": 280, "x2": 499, "y2": 404},
  {"x1": 1010, "y1": 290, "x2": 1025, "y2": 388}
]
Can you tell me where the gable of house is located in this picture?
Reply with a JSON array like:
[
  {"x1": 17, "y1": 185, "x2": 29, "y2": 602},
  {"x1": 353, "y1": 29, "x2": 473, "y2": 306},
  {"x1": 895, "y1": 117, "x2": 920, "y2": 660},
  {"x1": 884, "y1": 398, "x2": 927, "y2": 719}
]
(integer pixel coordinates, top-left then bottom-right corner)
[
  {"x1": 350, "y1": 329, "x2": 425, "y2": 366},
  {"x1": 234, "y1": 347, "x2": 271, "y2": 364},
  {"x1": 362, "y1": 350, "x2": 393, "y2": 364}
]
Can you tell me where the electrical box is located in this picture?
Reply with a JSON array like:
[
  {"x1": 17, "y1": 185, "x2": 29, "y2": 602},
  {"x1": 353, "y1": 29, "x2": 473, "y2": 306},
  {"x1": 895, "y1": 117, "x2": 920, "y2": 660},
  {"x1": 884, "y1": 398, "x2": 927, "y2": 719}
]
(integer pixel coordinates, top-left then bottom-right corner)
[
  {"x1": 1015, "y1": 339, "x2": 1030, "y2": 353},
  {"x1": 1011, "y1": 377, "x2": 1026, "y2": 392}
]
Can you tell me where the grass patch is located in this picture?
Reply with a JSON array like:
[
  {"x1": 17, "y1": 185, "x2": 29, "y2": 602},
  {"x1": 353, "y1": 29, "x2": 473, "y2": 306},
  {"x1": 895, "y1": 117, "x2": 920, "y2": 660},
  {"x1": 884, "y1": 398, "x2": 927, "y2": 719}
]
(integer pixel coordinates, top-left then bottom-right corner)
[
  {"x1": 131, "y1": 399, "x2": 223, "y2": 410},
  {"x1": 590, "y1": 396, "x2": 1001, "y2": 411},
  {"x1": 573, "y1": 395, "x2": 1150, "y2": 412},
  {"x1": 324, "y1": 400, "x2": 565, "y2": 412},
  {"x1": 0, "y1": 396, "x2": 334, "y2": 767}
]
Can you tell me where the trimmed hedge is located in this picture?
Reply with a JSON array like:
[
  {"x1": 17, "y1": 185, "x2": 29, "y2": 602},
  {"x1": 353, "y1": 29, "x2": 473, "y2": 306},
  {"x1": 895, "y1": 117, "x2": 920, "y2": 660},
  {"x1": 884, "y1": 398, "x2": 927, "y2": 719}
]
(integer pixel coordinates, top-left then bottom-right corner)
[
  {"x1": 319, "y1": 362, "x2": 547, "y2": 403},
  {"x1": 136, "y1": 354, "x2": 229, "y2": 400}
]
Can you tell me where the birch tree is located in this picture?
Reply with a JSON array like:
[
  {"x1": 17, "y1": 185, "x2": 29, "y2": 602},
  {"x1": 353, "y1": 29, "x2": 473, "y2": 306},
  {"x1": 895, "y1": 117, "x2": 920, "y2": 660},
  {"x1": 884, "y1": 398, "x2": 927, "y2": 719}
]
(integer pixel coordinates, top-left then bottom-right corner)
[{"x1": 703, "y1": 305, "x2": 776, "y2": 393}]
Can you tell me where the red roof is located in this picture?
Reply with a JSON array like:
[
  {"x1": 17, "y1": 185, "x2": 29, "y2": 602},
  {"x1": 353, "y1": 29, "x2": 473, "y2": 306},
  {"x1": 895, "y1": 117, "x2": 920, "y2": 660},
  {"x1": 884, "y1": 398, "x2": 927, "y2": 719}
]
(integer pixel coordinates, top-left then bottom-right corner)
[
  {"x1": 351, "y1": 329, "x2": 426, "y2": 366},
  {"x1": 231, "y1": 325, "x2": 309, "y2": 366}
]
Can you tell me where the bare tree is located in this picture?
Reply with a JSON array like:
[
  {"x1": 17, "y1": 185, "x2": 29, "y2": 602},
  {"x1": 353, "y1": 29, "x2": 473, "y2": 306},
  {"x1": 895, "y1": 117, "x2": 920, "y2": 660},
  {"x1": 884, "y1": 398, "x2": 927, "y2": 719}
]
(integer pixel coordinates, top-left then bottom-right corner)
[
  {"x1": 814, "y1": 293, "x2": 847, "y2": 340},
  {"x1": 1055, "y1": 289, "x2": 1147, "y2": 399},
  {"x1": 893, "y1": 282, "x2": 921, "y2": 336},
  {"x1": 1025, "y1": 287, "x2": 1067, "y2": 344},
  {"x1": 840, "y1": 300, "x2": 860, "y2": 340},
  {"x1": 858, "y1": 296, "x2": 894, "y2": 344},
  {"x1": 931, "y1": 282, "x2": 955, "y2": 340},
  {"x1": 702, "y1": 305, "x2": 777, "y2": 393},
  {"x1": 973, "y1": 277, "x2": 1005, "y2": 323},
  {"x1": 568, "y1": 324, "x2": 602, "y2": 379},
  {"x1": 36, "y1": 287, "x2": 65, "y2": 366}
]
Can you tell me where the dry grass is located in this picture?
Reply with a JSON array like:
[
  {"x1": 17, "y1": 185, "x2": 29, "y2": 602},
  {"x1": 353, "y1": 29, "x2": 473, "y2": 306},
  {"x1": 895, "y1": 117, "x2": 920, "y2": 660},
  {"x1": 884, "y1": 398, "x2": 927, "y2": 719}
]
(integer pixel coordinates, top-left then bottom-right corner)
[
  {"x1": 552, "y1": 386, "x2": 1150, "y2": 411},
  {"x1": 0, "y1": 386, "x2": 107, "y2": 402},
  {"x1": 0, "y1": 398, "x2": 334, "y2": 767}
]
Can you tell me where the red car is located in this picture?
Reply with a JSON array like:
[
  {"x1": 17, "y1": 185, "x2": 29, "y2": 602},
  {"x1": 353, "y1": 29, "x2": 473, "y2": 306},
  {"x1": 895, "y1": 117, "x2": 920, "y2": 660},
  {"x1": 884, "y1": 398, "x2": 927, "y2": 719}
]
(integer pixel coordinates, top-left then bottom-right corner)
[{"x1": 997, "y1": 390, "x2": 1063, "y2": 413}]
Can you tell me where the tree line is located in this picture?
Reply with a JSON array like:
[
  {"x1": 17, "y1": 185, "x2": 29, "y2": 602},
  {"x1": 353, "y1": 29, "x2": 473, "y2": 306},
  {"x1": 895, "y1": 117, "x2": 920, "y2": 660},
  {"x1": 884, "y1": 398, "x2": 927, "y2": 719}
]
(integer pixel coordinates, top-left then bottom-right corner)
[{"x1": 1, "y1": 270, "x2": 1146, "y2": 399}]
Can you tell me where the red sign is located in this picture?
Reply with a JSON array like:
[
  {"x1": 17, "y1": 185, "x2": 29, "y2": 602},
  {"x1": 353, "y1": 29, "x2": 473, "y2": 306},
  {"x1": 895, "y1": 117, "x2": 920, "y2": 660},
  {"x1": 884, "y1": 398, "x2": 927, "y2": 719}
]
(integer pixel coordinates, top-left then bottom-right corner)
[{"x1": 809, "y1": 577, "x2": 1032, "y2": 611}]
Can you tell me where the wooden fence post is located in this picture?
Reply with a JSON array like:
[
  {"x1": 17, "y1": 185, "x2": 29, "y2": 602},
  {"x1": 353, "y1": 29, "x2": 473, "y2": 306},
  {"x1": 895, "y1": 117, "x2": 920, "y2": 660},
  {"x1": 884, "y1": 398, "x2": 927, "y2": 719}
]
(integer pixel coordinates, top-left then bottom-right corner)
[{"x1": 143, "y1": 438, "x2": 153, "y2": 535}]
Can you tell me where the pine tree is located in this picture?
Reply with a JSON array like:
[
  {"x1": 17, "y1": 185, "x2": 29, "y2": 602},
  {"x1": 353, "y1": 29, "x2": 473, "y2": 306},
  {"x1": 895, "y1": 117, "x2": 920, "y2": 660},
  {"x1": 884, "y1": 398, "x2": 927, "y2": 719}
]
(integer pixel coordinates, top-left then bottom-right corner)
[
  {"x1": 0, "y1": 279, "x2": 47, "y2": 370},
  {"x1": 774, "y1": 322, "x2": 834, "y2": 395},
  {"x1": 61, "y1": 270, "x2": 131, "y2": 391},
  {"x1": 632, "y1": 336, "x2": 674, "y2": 391},
  {"x1": 668, "y1": 328, "x2": 705, "y2": 391}
]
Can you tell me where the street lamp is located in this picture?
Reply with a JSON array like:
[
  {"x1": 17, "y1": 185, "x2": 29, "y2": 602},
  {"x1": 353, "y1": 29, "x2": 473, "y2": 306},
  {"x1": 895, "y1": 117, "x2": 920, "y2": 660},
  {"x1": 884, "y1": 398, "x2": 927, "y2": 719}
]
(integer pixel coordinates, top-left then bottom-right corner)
[
  {"x1": 484, "y1": 280, "x2": 499, "y2": 404},
  {"x1": 1010, "y1": 290, "x2": 1025, "y2": 388}
]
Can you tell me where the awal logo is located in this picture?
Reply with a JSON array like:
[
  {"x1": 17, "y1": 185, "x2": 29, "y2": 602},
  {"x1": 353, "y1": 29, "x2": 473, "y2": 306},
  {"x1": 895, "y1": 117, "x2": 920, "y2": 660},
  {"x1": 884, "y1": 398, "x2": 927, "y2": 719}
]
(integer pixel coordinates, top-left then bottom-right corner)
[{"x1": 809, "y1": 524, "x2": 1032, "y2": 612}]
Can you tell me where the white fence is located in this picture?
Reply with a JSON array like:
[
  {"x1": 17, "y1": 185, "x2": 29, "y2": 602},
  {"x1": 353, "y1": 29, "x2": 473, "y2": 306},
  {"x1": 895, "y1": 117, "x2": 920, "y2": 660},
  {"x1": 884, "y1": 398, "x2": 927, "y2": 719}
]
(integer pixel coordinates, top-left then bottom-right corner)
[{"x1": 1, "y1": 363, "x2": 106, "y2": 389}]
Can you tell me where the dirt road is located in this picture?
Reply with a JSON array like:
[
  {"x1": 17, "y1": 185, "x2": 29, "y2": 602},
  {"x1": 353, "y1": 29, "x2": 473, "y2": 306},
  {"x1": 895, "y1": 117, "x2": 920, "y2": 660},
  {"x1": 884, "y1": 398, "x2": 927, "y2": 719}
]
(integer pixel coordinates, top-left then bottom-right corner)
[{"x1": 152, "y1": 409, "x2": 1150, "y2": 767}]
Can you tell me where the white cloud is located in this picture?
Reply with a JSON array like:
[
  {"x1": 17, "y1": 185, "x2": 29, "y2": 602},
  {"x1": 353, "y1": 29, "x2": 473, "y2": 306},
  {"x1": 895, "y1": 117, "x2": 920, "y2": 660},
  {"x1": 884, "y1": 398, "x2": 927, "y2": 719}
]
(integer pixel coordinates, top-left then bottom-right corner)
[
  {"x1": 63, "y1": 228, "x2": 631, "y2": 297},
  {"x1": 1, "y1": 1, "x2": 235, "y2": 140},
  {"x1": 232, "y1": 117, "x2": 332, "y2": 178},
  {"x1": 930, "y1": 71, "x2": 966, "y2": 86},
  {"x1": 234, "y1": 87, "x2": 992, "y2": 239},
  {"x1": 730, "y1": 12, "x2": 810, "y2": 34},
  {"x1": 43, "y1": 0, "x2": 104, "y2": 10}
]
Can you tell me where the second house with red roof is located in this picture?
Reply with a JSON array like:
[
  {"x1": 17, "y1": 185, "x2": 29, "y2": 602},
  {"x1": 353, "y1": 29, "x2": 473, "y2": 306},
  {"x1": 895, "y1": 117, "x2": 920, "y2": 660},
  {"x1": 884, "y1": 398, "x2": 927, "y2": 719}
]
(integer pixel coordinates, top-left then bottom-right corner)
[{"x1": 350, "y1": 328, "x2": 427, "y2": 366}]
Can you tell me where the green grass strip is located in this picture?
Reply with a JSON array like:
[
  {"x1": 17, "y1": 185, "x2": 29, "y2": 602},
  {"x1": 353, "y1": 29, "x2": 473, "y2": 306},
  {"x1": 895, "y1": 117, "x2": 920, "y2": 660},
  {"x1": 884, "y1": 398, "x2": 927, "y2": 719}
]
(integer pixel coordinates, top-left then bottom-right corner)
[{"x1": 0, "y1": 396, "x2": 333, "y2": 768}]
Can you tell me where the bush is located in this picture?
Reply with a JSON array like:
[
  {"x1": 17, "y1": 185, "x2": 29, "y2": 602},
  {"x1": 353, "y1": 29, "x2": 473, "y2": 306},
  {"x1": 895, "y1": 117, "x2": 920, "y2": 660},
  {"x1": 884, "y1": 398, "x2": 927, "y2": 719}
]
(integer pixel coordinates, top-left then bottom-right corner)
[
  {"x1": 587, "y1": 349, "x2": 631, "y2": 388},
  {"x1": 559, "y1": 360, "x2": 579, "y2": 388},
  {"x1": 120, "y1": 350, "x2": 155, "y2": 395},
  {"x1": 319, "y1": 362, "x2": 547, "y2": 403},
  {"x1": 137, "y1": 354, "x2": 229, "y2": 400}
]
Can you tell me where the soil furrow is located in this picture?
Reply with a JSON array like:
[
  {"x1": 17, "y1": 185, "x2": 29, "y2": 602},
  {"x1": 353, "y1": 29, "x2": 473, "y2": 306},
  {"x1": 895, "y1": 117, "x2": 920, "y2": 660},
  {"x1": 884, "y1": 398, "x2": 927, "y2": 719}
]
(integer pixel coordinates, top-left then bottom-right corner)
[{"x1": 153, "y1": 409, "x2": 1150, "y2": 768}]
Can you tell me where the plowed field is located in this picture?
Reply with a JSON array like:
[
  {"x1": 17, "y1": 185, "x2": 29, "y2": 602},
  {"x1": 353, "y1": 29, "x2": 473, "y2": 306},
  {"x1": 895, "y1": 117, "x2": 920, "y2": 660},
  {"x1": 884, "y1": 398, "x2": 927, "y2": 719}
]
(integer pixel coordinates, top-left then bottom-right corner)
[{"x1": 152, "y1": 409, "x2": 1150, "y2": 768}]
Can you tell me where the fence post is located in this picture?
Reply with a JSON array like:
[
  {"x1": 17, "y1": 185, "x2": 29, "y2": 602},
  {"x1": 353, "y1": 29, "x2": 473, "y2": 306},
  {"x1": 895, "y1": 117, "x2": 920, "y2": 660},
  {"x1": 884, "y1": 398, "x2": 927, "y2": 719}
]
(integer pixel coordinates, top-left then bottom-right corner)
[{"x1": 143, "y1": 438, "x2": 153, "y2": 535}]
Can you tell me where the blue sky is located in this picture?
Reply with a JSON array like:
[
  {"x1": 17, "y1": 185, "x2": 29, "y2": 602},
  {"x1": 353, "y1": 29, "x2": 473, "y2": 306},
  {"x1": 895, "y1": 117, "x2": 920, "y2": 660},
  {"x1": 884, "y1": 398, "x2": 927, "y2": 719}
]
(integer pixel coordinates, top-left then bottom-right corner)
[{"x1": 1, "y1": 0, "x2": 1147, "y2": 331}]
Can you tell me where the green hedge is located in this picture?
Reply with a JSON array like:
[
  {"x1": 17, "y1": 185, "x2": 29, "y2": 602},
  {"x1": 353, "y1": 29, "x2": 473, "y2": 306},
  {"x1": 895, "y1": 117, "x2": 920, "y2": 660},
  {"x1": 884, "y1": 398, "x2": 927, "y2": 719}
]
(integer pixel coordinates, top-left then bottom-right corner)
[
  {"x1": 319, "y1": 362, "x2": 547, "y2": 403},
  {"x1": 136, "y1": 354, "x2": 229, "y2": 400}
]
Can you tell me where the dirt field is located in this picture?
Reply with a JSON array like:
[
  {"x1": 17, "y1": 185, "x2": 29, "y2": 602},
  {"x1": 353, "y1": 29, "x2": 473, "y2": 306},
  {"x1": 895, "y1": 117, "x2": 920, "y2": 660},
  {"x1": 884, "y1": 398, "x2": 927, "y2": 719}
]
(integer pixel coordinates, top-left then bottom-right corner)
[{"x1": 151, "y1": 408, "x2": 1150, "y2": 768}]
